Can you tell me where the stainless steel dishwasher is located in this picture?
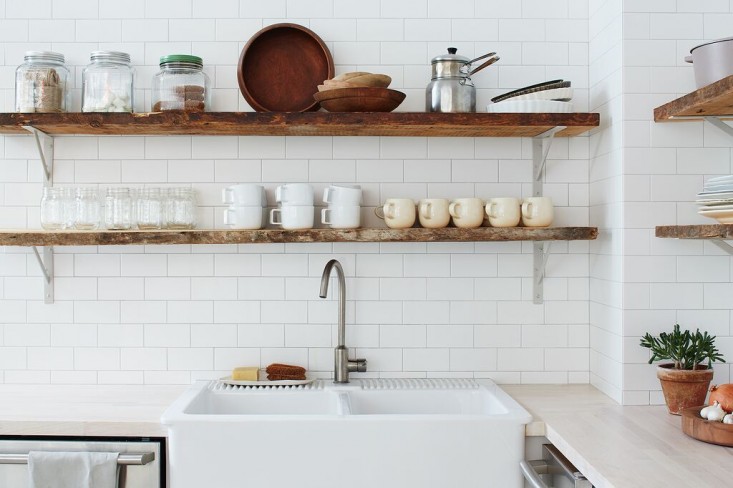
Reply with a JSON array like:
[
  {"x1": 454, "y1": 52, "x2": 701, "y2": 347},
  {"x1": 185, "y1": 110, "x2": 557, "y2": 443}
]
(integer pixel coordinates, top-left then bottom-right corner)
[
  {"x1": 521, "y1": 444, "x2": 593, "y2": 488},
  {"x1": 0, "y1": 436, "x2": 164, "y2": 488}
]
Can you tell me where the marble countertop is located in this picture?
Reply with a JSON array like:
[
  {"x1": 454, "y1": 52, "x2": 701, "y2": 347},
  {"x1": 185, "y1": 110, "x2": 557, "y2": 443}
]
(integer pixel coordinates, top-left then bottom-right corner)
[{"x1": 1, "y1": 383, "x2": 731, "y2": 487}]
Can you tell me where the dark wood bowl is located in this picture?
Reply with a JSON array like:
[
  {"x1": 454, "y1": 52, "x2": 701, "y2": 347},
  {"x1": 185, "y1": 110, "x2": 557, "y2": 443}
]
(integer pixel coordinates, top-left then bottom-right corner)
[
  {"x1": 238, "y1": 23, "x2": 334, "y2": 112},
  {"x1": 681, "y1": 405, "x2": 733, "y2": 446},
  {"x1": 313, "y1": 87, "x2": 406, "y2": 112}
]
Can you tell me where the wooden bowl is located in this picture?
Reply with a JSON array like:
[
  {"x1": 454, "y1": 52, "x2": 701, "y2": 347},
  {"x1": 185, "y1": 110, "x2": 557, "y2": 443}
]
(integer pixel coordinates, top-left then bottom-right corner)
[
  {"x1": 238, "y1": 23, "x2": 334, "y2": 112},
  {"x1": 681, "y1": 405, "x2": 733, "y2": 446},
  {"x1": 313, "y1": 87, "x2": 406, "y2": 112}
]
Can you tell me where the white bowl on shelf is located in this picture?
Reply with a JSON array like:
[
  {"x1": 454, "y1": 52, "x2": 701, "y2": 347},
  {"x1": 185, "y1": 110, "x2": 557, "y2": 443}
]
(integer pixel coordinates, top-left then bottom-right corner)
[{"x1": 486, "y1": 100, "x2": 574, "y2": 113}]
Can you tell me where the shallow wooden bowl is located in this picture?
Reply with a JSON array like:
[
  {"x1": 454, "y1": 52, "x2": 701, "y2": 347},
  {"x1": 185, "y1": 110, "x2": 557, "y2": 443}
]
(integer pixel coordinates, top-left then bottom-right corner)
[
  {"x1": 681, "y1": 405, "x2": 733, "y2": 446},
  {"x1": 313, "y1": 87, "x2": 406, "y2": 112}
]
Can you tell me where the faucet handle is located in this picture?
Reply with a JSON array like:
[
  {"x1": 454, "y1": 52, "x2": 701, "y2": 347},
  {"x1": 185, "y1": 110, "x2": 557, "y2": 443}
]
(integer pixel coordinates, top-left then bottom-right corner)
[{"x1": 348, "y1": 358, "x2": 367, "y2": 373}]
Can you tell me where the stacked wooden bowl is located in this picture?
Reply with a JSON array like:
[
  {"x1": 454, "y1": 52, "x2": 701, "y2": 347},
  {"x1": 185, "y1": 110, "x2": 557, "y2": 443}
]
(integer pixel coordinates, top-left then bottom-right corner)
[{"x1": 314, "y1": 72, "x2": 406, "y2": 112}]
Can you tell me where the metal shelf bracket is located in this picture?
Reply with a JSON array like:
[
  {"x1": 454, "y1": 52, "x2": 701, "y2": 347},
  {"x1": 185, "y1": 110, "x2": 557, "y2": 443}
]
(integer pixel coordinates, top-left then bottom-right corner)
[
  {"x1": 711, "y1": 239, "x2": 733, "y2": 256},
  {"x1": 533, "y1": 241, "x2": 551, "y2": 304},
  {"x1": 22, "y1": 126, "x2": 53, "y2": 186},
  {"x1": 705, "y1": 116, "x2": 733, "y2": 140},
  {"x1": 532, "y1": 126, "x2": 565, "y2": 197},
  {"x1": 31, "y1": 246, "x2": 54, "y2": 304}
]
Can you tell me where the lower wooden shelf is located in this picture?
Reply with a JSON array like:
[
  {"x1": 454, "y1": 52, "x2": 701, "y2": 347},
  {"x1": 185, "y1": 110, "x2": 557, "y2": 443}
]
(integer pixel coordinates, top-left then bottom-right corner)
[
  {"x1": 655, "y1": 224, "x2": 733, "y2": 239},
  {"x1": 0, "y1": 227, "x2": 598, "y2": 247}
]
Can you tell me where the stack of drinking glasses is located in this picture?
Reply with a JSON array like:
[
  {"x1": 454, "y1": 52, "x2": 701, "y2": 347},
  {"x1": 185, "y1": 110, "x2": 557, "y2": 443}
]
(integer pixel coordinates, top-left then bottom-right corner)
[{"x1": 40, "y1": 186, "x2": 198, "y2": 230}]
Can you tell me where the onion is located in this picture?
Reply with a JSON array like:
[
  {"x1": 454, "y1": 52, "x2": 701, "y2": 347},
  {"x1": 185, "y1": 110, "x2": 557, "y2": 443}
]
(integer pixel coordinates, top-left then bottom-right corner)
[{"x1": 709, "y1": 384, "x2": 733, "y2": 413}]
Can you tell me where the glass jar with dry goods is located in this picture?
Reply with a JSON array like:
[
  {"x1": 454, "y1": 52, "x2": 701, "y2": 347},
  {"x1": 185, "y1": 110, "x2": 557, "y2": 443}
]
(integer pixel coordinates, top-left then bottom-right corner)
[
  {"x1": 82, "y1": 51, "x2": 134, "y2": 113},
  {"x1": 151, "y1": 55, "x2": 210, "y2": 112},
  {"x1": 165, "y1": 188, "x2": 198, "y2": 229},
  {"x1": 16, "y1": 51, "x2": 70, "y2": 113},
  {"x1": 105, "y1": 187, "x2": 133, "y2": 230}
]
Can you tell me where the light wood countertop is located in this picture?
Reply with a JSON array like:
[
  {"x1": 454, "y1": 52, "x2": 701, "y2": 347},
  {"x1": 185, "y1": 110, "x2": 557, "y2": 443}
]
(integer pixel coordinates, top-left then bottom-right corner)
[
  {"x1": 1, "y1": 383, "x2": 731, "y2": 487},
  {"x1": 503, "y1": 384, "x2": 733, "y2": 488}
]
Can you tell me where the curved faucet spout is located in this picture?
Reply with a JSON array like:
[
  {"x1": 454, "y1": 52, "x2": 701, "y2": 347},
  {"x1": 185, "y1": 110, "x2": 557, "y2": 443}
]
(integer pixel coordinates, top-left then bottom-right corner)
[{"x1": 319, "y1": 259, "x2": 366, "y2": 383}]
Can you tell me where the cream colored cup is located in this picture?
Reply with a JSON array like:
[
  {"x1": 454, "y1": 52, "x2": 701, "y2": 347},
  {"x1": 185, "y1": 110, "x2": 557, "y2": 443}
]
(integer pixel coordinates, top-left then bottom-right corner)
[
  {"x1": 376, "y1": 198, "x2": 416, "y2": 229},
  {"x1": 449, "y1": 198, "x2": 485, "y2": 228},
  {"x1": 521, "y1": 197, "x2": 554, "y2": 227},
  {"x1": 417, "y1": 198, "x2": 450, "y2": 229},
  {"x1": 486, "y1": 197, "x2": 521, "y2": 228}
]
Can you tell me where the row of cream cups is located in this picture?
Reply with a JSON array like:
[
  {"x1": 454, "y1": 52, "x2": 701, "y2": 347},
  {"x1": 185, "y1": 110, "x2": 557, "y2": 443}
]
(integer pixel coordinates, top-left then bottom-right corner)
[
  {"x1": 222, "y1": 184, "x2": 362, "y2": 229},
  {"x1": 377, "y1": 197, "x2": 554, "y2": 229}
]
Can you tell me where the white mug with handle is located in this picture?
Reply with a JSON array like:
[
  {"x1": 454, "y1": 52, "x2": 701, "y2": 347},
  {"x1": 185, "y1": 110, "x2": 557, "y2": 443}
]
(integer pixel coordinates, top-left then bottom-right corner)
[
  {"x1": 321, "y1": 206, "x2": 361, "y2": 229},
  {"x1": 375, "y1": 198, "x2": 416, "y2": 229},
  {"x1": 521, "y1": 197, "x2": 554, "y2": 227},
  {"x1": 270, "y1": 205, "x2": 314, "y2": 230}
]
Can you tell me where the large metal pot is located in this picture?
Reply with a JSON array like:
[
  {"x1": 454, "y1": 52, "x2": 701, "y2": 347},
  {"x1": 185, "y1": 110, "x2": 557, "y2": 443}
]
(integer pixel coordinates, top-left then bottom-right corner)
[
  {"x1": 685, "y1": 37, "x2": 733, "y2": 88},
  {"x1": 425, "y1": 48, "x2": 498, "y2": 113}
]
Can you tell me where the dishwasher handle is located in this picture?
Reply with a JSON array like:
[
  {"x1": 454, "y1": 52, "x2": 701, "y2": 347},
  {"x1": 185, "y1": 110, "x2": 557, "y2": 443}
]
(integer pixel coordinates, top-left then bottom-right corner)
[
  {"x1": 0, "y1": 452, "x2": 155, "y2": 466},
  {"x1": 520, "y1": 460, "x2": 550, "y2": 488}
]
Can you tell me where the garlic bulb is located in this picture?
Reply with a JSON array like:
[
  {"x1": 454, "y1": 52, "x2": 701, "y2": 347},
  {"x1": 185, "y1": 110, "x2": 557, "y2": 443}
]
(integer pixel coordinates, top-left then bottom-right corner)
[
  {"x1": 723, "y1": 414, "x2": 733, "y2": 425},
  {"x1": 705, "y1": 401, "x2": 726, "y2": 422},
  {"x1": 701, "y1": 404, "x2": 713, "y2": 418}
]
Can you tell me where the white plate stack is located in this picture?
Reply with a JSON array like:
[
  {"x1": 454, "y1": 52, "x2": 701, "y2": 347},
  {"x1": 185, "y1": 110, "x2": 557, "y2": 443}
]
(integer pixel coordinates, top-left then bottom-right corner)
[
  {"x1": 487, "y1": 80, "x2": 573, "y2": 113},
  {"x1": 697, "y1": 175, "x2": 733, "y2": 223}
]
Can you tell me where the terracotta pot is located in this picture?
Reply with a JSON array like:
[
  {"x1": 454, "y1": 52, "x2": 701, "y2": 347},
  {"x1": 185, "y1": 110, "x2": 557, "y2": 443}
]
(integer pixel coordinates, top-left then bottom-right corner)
[{"x1": 657, "y1": 364, "x2": 714, "y2": 415}]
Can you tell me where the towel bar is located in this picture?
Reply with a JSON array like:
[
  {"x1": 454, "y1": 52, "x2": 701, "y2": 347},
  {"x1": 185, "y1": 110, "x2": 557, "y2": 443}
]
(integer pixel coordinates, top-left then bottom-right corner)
[{"x1": 0, "y1": 452, "x2": 155, "y2": 465}]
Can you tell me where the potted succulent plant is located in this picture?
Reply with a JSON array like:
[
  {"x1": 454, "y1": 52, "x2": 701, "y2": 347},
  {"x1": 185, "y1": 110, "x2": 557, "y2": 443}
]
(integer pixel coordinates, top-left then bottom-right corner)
[{"x1": 640, "y1": 324, "x2": 725, "y2": 415}]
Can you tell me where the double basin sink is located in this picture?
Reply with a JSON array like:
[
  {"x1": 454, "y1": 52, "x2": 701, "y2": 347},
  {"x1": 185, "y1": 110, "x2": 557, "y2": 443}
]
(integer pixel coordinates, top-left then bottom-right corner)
[{"x1": 162, "y1": 378, "x2": 531, "y2": 488}]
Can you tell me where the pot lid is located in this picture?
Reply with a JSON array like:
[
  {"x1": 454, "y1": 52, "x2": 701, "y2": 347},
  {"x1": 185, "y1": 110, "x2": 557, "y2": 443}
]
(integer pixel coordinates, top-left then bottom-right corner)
[
  {"x1": 690, "y1": 36, "x2": 733, "y2": 53},
  {"x1": 431, "y1": 47, "x2": 470, "y2": 64}
]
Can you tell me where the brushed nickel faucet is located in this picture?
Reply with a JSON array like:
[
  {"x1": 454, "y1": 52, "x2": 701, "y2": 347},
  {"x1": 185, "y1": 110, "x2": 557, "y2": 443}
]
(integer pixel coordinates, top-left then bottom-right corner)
[{"x1": 319, "y1": 259, "x2": 367, "y2": 383}]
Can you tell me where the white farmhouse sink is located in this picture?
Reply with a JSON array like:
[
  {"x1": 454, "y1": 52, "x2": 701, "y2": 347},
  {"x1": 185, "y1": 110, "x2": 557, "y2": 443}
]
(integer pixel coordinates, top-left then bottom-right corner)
[{"x1": 162, "y1": 378, "x2": 531, "y2": 488}]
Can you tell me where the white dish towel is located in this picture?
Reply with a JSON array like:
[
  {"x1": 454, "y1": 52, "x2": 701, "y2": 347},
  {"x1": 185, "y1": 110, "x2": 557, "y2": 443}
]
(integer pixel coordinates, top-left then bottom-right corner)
[{"x1": 28, "y1": 451, "x2": 119, "y2": 488}]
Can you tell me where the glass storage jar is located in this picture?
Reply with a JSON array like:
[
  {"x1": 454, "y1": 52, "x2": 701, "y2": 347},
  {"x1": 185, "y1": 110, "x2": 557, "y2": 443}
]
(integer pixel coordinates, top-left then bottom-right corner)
[
  {"x1": 40, "y1": 187, "x2": 70, "y2": 230},
  {"x1": 165, "y1": 188, "x2": 198, "y2": 229},
  {"x1": 105, "y1": 187, "x2": 133, "y2": 230},
  {"x1": 151, "y1": 55, "x2": 210, "y2": 112},
  {"x1": 136, "y1": 187, "x2": 164, "y2": 230},
  {"x1": 82, "y1": 51, "x2": 134, "y2": 113},
  {"x1": 75, "y1": 187, "x2": 101, "y2": 230},
  {"x1": 15, "y1": 51, "x2": 70, "y2": 113}
]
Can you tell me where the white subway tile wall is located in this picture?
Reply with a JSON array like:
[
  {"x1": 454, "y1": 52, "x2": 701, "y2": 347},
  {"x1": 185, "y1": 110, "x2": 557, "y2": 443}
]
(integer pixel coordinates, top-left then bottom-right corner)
[
  {"x1": 0, "y1": 0, "x2": 594, "y2": 385},
  {"x1": 622, "y1": 0, "x2": 733, "y2": 405}
]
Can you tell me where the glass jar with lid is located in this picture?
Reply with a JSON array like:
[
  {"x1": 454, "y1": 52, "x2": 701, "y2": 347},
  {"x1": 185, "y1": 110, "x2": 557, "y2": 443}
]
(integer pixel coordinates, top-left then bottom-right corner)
[
  {"x1": 152, "y1": 55, "x2": 210, "y2": 112},
  {"x1": 82, "y1": 51, "x2": 134, "y2": 112},
  {"x1": 15, "y1": 51, "x2": 70, "y2": 113}
]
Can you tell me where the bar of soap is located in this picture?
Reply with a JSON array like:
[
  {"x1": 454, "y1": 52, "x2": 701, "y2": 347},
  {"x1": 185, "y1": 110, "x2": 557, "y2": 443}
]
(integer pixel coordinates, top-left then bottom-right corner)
[{"x1": 232, "y1": 366, "x2": 260, "y2": 381}]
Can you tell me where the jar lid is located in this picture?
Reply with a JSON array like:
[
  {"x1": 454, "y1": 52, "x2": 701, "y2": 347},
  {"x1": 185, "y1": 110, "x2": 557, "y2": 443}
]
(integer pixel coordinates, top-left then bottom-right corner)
[
  {"x1": 24, "y1": 51, "x2": 65, "y2": 63},
  {"x1": 90, "y1": 51, "x2": 131, "y2": 63},
  {"x1": 159, "y1": 54, "x2": 203, "y2": 66},
  {"x1": 431, "y1": 47, "x2": 469, "y2": 64}
]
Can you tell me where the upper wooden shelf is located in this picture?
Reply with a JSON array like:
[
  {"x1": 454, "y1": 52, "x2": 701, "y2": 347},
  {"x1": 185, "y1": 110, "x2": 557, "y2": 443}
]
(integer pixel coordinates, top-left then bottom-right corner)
[
  {"x1": 656, "y1": 224, "x2": 733, "y2": 239},
  {"x1": 655, "y1": 75, "x2": 733, "y2": 121},
  {"x1": 0, "y1": 227, "x2": 598, "y2": 247},
  {"x1": 0, "y1": 112, "x2": 600, "y2": 138}
]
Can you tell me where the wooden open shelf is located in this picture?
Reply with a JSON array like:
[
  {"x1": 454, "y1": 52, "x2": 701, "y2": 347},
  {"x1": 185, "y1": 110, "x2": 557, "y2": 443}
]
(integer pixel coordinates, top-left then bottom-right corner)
[
  {"x1": 0, "y1": 227, "x2": 598, "y2": 247},
  {"x1": 656, "y1": 224, "x2": 733, "y2": 239},
  {"x1": 0, "y1": 112, "x2": 600, "y2": 137},
  {"x1": 655, "y1": 75, "x2": 733, "y2": 121}
]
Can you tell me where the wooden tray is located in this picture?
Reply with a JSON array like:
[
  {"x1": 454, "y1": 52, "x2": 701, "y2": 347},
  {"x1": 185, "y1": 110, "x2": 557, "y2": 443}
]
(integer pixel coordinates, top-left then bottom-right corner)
[
  {"x1": 313, "y1": 87, "x2": 406, "y2": 112},
  {"x1": 681, "y1": 405, "x2": 733, "y2": 446},
  {"x1": 237, "y1": 23, "x2": 334, "y2": 112}
]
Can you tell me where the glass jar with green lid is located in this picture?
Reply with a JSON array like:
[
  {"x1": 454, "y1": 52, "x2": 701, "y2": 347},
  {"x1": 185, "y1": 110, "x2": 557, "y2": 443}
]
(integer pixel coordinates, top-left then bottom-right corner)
[
  {"x1": 152, "y1": 54, "x2": 210, "y2": 112},
  {"x1": 15, "y1": 51, "x2": 70, "y2": 113},
  {"x1": 82, "y1": 51, "x2": 134, "y2": 112}
]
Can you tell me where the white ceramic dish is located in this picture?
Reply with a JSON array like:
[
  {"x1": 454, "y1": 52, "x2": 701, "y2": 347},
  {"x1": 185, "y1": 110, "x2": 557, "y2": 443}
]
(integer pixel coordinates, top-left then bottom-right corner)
[
  {"x1": 696, "y1": 199, "x2": 733, "y2": 206},
  {"x1": 698, "y1": 207, "x2": 733, "y2": 223},
  {"x1": 697, "y1": 191, "x2": 733, "y2": 199},
  {"x1": 706, "y1": 175, "x2": 733, "y2": 184},
  {"x1": 219, "y1": 373, "x2": 315, "y2": 387},
  {"x1": 500, "y1": 87, "x2": 573, "y2": 102},
  {"x1": 486, "y1": 100, "x2": 573, "y2": 113}
]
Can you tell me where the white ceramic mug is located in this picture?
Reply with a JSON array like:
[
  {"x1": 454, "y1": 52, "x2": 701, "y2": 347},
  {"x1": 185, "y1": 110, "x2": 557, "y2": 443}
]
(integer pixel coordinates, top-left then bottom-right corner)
[
  {"x1": 375, "y1": 198, "x2": 416, "y2": 229},
  {"x1": 270, "y1": 205, "x2": 315, "y2": 230},
  {"x1": 417, "y1": 198, "x2": 450, "y2": 229},
  {"x1": 449, "y1": 198, "x2": 485, "y2": 228},
  {"x1": 321, "y1": 205, "x2": 361, "y2": 229},
  {"x1": 224, "y1": 206, "x2": 263, "y2": 230},
  {"x1": 521, "y1": 197, "x2": 554, "y2": 227},
  {"x1": 323, "y1": 184, "x2": 362, "y2": 206},
  {"x1": 275, "y1": 183, "x2": 314, "y2": 206},
  {"x1": 222, "y1": 184, "x2": 266, "y2": 206},
  {"x1": 486, "y1": 197, "x2": 521, "y2": 228}
]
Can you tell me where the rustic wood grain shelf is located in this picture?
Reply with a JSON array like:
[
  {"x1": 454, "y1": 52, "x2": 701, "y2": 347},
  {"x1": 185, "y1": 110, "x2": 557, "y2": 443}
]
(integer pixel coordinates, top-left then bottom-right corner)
[
  {"x1": 656, "y1": 224, "x2": 733, "y2": 239},
  {"x1": 654, "y1": 75, "x2": 733, "y2": 121},
  {"x1": 0, "y1": 111, "x2": 600, "y2": 137},
  {"x1": 0, "y1": 227, "x2": 598, "y2": 247}
]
